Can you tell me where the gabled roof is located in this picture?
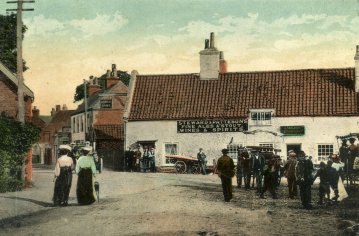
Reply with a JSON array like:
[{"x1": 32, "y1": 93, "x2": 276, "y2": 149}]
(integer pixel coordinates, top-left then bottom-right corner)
[
  {"x1": 128, "y1": 68, "x2": 358, "y2": 121},
  {"x1": 93, "y1": 124, "x2": 124, "y2": 140},
  {"x1": 74, "y1": 80, "x2": 128, "y2": 115},
  {"x1": 0, "y1": 61, "x2": 34, "y2": 99}
]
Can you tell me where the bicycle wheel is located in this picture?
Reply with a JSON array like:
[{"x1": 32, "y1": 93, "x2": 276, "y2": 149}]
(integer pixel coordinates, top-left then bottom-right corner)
[{"x1": 175, "y1": 161, "x2": 187, "y2": 174}]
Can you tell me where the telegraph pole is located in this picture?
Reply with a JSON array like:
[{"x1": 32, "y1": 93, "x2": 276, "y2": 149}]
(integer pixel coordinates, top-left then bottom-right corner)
[
  {"x1": 84, "y1": 79, "x2": 88, "y2": 140},
  {"x1": 6, "y1": 0, "x2": 34, "y2": 124},
  {"x1": 6, "y1": 1, "x2": 34, "y2": 188}
]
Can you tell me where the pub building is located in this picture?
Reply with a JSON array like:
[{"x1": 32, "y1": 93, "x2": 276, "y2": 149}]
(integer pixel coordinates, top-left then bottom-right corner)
[{"x1": 123, "y1": 32, "x2": 359, "y2": 168}]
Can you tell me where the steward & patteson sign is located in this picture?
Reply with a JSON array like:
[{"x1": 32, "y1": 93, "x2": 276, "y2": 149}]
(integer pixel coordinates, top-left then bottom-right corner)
[{"x1": 177, "y1": 120, "x2": 248, "y2": 133}]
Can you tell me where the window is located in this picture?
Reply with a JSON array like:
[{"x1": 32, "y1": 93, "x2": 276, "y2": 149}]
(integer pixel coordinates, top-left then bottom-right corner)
[
  {"x1": 100, "y1": 99, "x2": 112, "y2": 108},
  {"x1": 165, "y1": 143, "x2": 178, "y2": 164},
  {"x1": 227, "y1": 143, "x2": 243, "y2": 163},
  {"x1": 250, "y1": 110, "x2": 272, "y2": 125},
  {"x1": 80, "y1": 116, "x2": 83, "y2": 132},
  {"x1": 318, "y1": 144, "x2": 333, "y2": 162},
  {"x1": 72, "y1": 117, "x2": 76, "y2": 133}
]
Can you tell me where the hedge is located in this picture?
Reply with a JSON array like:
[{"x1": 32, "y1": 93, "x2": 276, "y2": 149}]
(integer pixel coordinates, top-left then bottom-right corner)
[{"x1": 0, "y1": 117, "x2": 40, "y2": 192}]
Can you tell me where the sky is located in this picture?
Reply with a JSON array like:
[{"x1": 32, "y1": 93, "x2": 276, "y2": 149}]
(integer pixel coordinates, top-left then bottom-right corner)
[{"x1": 1, "y1": 0, "x2": 359, "y2": 115}]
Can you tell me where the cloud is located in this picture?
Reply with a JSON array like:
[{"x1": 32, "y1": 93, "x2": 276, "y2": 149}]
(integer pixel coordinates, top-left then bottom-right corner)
[
  {"x1": 24, "y1": 15, "x2": 66, "y2": 37},
  {"x1": 24, "y1": 11, "x2": 128, "y2": 39},
  {"x1": 70, "y1": 11, "x2": 128, "y2": 38}
]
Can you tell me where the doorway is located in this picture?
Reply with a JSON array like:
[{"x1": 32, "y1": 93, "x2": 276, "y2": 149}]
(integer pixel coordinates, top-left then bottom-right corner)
[{"x1": 286, "y1": 144, "x2": 301, "y2": 156}]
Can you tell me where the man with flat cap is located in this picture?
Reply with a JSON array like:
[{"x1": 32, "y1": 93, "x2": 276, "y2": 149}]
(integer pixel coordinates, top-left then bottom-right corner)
[{"x1": 217, "y1": 149, "x2": 235, "y2": 202}]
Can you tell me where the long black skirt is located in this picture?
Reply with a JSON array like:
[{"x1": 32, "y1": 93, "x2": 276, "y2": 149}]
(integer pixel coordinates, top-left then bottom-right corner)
[
  {"x1": 53, "y1": 167, "x2": 72, "y2": 206},
  {"x1": 76, "y1": 168, "x2": 96, "y2": 205}
]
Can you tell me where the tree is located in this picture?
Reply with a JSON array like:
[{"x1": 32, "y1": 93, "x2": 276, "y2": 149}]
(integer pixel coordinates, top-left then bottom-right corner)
[
  {"x1": 73, "y1": 70, "x2": 131, "y2": 102},
  {"x1": 0, "y1": 14, "x2": 28, "y2": 73}
]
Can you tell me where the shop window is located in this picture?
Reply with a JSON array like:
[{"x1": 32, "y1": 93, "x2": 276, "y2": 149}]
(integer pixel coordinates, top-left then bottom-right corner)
[
  {"x1": 318, "y1": 144, "x2": 333, "y2": 162},
  {"x1": 165, "y1": 143, "x2": 178, "y2": 164},
  {"x1": 250, "y1": 110, "x2": 272, "y2": 125}
]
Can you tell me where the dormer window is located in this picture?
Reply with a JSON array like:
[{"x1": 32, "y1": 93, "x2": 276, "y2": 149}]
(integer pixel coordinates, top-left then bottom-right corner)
[{"x1": 249, "y1": 109, "x2": 274, "y2": 126}]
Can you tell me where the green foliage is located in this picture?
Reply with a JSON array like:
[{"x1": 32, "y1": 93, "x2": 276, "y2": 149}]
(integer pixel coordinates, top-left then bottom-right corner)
[
  {"x1": 73, "y1": 70, "x2": 131, "y2": 102},
  {"x1": 0, "y1": 14, "x2": 28, "y2": 73},
  {"x1": 0, "y1": 117, "x2": 40, "y2": 192}
]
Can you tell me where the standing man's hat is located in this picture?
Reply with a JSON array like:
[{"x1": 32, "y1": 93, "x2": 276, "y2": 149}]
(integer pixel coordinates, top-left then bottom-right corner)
[{"x1": 222, "y1": 148, "x2": 228, "y2": 154}]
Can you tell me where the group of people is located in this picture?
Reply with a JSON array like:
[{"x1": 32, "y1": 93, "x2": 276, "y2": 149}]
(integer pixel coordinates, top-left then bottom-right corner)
[
  {"x1": 215, "y1": 147, "x2": 350, "y2": 210},
  {"x1": 53, "y1": 143, "x2": 98, "y2": 206},
  {"x1": 126, "y1": 146, "x2": 156, "y2": 173}
]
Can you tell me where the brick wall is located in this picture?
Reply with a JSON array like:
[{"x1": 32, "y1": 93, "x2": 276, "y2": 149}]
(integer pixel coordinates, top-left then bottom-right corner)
[{"x1": 0, "y1": 79, "x2": 17, "y2": 117}]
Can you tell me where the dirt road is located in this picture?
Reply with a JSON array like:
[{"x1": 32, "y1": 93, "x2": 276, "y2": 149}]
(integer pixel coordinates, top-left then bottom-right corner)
[{"x1": 0, "y1": 168, "x2": 357, "y2": 235}]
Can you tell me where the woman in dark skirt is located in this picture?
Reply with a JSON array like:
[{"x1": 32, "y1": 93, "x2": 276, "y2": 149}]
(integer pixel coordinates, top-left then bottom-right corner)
[
  {"x1": 53, "y1": 145, "x2": 74, "y2": 206},
  {"x1": 76, "y1": 146, "x2": 97, "y2": 205}
]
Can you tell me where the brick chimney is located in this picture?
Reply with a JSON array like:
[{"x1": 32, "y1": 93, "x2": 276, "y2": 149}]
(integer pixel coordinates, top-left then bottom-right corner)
[
  {"x1": 51, "y1": 108, "x2": 55, "y2": 116},
  {"x1": 219, "y1": 51, "x2": 227, "y2": 74},
  {"x1": 55, "y1": 105, "x2": 61, "y2": 112},
  {"x1": 32, "y1": 106, "x2": 39, "y2": 119},
  {"x1": 62, "y1": 104, "x2": 68, "y2": 110},
  {"x1": 106, "y1": 64, "x2": 119, "y2": 89},
  {"x1": 355, "y1": 45, "x2": 359, "y2": 92},
  {"x1": 199, "y1": 32, "x2": 220, "y2": 80},
  {"x1": 88, "y1": 76, "x2": 101, "y2": 95}
]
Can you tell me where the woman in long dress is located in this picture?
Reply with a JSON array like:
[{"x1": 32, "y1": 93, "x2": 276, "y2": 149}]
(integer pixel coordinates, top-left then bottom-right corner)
[
  {"x1": 53, "y1": 145, "x2": 74, "y2": 206},
  {"x1": 76, "y1": 146, "x2": 97, "y2": 205},
  {"x1": 330, "y1": 155, "x2": 348, "y2": 201}
]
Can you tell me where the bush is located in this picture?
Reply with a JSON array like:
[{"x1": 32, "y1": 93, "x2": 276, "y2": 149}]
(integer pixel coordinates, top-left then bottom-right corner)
[{"x1": 0, "y1": 117, "x2": 39, "y2": 192}]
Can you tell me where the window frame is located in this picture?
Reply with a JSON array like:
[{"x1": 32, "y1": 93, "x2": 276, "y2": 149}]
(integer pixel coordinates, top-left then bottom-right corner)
[
  {"x1": 317, "y1": 144, "x2": 334, "y2": 162},
  {"x1": 249, "y1": 109, "x2": 273, "y2": 126}
]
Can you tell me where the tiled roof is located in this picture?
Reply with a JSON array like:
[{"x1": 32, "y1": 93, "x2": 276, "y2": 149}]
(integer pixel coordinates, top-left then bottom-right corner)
[
  {"x1": 128, "y1": 68, "x2": 358, "y2": 120},
  {"x1": 93, "y1": 124, "x2": 124, "y2": 140},
  {"x1": 74, "y1": 80, "x2": 128, "y2": 114}
]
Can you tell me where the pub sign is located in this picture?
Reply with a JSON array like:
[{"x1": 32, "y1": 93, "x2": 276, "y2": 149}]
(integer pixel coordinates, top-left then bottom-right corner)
[
  {"x1": 280, "y1": 126, "x2": 305, "y2": 136},
  {"x1": 177, "y1": 119, "x2": 248, "y2": 133}
]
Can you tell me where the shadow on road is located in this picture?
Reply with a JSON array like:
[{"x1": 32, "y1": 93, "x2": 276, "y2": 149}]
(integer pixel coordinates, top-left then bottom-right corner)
[{"x1": 0, "y1": 196, "x2": 53, "y2": 207}]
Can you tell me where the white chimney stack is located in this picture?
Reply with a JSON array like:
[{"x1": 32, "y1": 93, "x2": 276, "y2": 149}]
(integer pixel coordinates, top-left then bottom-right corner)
[
  {"x1": 355, "y1": 45, "x2": 359, "y2": 93},
  {"x1": 199, "y1": 32, "x2": 220, "y2": 80}
]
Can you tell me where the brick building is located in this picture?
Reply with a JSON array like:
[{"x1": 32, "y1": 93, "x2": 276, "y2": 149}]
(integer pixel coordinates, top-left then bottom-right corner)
[
  {"x1": 124, "y1": 33, "x2": 359, "y2": 168},
  {"x1": 0, "y1": 61, "x2": 33, "y2": 120},
  {"x1": 40, "y1": 105, "x2": 74, "y2": 165},
  {"x1": 71, "y1": 64, "x2": 128, "y2": 170}
]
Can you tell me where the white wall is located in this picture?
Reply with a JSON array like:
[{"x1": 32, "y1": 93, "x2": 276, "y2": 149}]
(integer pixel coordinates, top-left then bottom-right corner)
[{"x1": 125, "y1": 116, "x2": 359, "y2": 166}]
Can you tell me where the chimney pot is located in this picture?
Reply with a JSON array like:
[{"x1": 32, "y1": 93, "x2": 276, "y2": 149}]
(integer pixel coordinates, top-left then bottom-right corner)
[
  {"x1": 62, "y1": 104, "x2": 68, "y2": 110},
  {"x1": 210, "y1": 32, "x2": 215, "y2": 49},
  {"x1": 205, "y1": 39, "x2": 209, "y2": 49},
  {"x1": 56, "y1": 105, "x2": 61, "y2": 112},
  {"x1": 112, "y1": 64, "x2": 118, "y2": 78}
]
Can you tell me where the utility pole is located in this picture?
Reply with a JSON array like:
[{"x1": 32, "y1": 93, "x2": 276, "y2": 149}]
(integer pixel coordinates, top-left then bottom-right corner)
[
  {"x1": 84, "y1": 79, "x2": 88, "y2": 141},
  {"x1": 6, "y1": 0, "x2": 34, "y2": 188},
  {"x1": 6, "y1": 0, "x2": 34, "y2": 124}
]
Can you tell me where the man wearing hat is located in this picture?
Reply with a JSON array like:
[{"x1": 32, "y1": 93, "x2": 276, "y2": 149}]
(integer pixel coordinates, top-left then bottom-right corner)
[
  {"x1": 217, "y1": 149, "x2": 235, "y2": 202},
  {"x1": 76, "y1": 145, "x2": 97, "y2": 205},
  {"x1": 197, "y1": 148, "x2": 207, "y2": 175},
  {"x1": 53, "y1": 144, "x2": 74, "y2": 206},
  {"x1": 284, "y1": 151, "x2": 298, "y2": 199}
]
